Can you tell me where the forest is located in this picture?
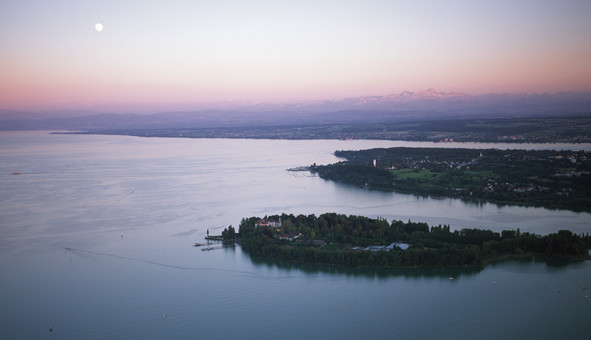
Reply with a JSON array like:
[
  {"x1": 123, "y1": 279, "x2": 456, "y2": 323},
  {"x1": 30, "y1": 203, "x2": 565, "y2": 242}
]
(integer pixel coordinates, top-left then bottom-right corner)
[
  {"x1": 310, "y1": 147, "x2": 591, "y2": 212},
  {"x1": 237, "y1": 213, "x2": 591, "y2": 268}
]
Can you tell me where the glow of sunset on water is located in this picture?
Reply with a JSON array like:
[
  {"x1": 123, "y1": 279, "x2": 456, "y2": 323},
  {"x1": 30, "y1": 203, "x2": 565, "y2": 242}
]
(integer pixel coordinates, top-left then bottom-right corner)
[{"x1": 1, "y1": 0, "x2": 590, "y2": 113}]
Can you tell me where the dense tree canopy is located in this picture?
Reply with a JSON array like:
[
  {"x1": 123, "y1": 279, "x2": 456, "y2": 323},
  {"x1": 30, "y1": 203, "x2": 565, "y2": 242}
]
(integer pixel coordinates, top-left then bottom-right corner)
[{"x1": 237, "y1": 213, "x2": 591, "y2": 268}]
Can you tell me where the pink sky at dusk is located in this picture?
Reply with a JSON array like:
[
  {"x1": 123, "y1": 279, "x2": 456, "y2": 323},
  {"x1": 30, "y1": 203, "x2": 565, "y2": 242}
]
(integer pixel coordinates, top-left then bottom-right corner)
[{"x1": 1, "y1": 0, "x2": 590, "y2": 113}]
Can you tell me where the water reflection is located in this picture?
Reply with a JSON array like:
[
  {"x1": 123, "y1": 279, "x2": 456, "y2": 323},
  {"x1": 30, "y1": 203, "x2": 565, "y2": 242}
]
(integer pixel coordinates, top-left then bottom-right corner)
[
  {"x1": 491, "y1": 255, "x2": 591, "y2": 270},
  {"x1": 221, "y1": 241, "x2": 236, "y2": 252},
  {"x1": 247, "y1": 249, "x2": 591, "y2": 281},
  {"x1": 246, "y1": 253, "x2": 482, "y2": 280}
]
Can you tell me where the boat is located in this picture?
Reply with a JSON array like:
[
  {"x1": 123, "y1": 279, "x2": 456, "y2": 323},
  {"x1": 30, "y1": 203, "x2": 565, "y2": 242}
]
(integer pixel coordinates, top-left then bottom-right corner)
[
  {"x1": 193, "y1": 243, "x2": 205, "y2": 247},
  {"x1": 11, "y1": 172, "x2": 20, "y2": 175}
]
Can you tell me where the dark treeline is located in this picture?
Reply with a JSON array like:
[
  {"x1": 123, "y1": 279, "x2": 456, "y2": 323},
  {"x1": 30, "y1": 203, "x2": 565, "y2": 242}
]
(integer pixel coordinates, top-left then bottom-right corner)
[
  {"x1": 310, "y1": 148, "x2": 591, "y2": 211},
  {"x1": 237, "y1": 213, "x2": 591, "y2": 268}
]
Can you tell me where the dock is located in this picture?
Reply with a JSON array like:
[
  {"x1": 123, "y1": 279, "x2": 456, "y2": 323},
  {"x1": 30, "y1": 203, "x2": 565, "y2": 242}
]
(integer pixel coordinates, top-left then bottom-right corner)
[
  {"x1": 194, "y1": 235, "x2": 241, "y2": 249},
  {"x1": 201, "y1": 246, "x2": 223, "y2": 251}
]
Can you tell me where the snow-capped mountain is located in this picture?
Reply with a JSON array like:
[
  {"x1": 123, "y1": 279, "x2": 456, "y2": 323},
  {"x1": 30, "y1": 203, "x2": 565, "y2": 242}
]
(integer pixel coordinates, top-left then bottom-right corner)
[
  {"x1": 1, "y1": 90, "x2": 589, "y2": 131},
  {"x1": 261, "y1": 89, "x2": 589, "y2": 114}
]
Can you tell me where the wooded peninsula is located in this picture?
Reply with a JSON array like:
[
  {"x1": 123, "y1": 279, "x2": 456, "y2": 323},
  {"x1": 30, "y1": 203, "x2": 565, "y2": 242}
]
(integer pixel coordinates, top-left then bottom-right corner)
[
  {"x1": 233, "y1": 214, "x2": 591, "y2": 269},
  {"x1": 310, "y1": 147, "x2": 591, "y2": 212}
]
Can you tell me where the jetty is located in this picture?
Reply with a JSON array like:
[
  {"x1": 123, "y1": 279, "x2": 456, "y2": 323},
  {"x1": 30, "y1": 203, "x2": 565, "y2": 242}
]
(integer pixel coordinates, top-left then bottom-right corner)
[
  {"x1": 201, "y1": 246, "x2": 223, "y2": 251},
  {"x1": 287, "y1": 166, "x2": 310, "y2": 172},
  {"x1": 194, "y1": 233, "x2": 241, "y2": 249}
]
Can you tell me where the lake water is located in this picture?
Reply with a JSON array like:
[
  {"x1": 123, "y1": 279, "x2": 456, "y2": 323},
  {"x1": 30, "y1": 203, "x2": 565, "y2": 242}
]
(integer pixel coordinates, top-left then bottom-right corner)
[{"x1": 1, "y1": 131, "x2": 590, "y2": 339}]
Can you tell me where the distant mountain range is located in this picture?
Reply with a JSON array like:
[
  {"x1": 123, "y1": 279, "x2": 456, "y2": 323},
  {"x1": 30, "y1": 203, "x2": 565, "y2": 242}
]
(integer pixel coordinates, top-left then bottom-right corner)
[
  {"x1": 263, "y1": 89, "x2": 591, "y2": 113},
  {"x1": 1, "y1": 90, "x2": 590, "y2": 131}
]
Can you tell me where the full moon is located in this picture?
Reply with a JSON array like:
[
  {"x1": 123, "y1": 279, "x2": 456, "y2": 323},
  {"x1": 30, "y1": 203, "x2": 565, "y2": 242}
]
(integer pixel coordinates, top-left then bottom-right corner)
[{"x1": 95, "y1": 23, "x2": 103, "y2": 32}]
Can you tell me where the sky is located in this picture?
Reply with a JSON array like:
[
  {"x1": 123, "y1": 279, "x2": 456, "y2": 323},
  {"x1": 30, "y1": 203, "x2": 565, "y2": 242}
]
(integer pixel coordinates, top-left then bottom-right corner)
[{"x1": 1, "y1": 0, "x2": 590, "y2": 113}]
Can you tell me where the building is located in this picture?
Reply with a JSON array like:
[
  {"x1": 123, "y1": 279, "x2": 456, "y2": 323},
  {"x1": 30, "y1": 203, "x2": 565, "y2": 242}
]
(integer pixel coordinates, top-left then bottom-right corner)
[
  {"x1": 255, "y1": 219, "x2": 282, "y2": 230},
  {"x1": 278, "y1": 232, "x2": 302, "y2": 241}
]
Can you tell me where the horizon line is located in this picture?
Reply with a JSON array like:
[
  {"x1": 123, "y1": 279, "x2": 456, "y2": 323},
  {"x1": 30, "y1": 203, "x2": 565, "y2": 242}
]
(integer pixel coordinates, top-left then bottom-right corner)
[{"x1": 2, "y1": 88, "x2": 591, "y2": 115}]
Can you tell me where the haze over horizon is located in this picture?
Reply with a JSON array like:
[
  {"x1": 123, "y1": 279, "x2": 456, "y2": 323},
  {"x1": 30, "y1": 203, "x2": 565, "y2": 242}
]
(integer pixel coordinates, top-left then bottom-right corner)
[{"x1": 1, "y1": 0, "x2": 590, "y2": 114}]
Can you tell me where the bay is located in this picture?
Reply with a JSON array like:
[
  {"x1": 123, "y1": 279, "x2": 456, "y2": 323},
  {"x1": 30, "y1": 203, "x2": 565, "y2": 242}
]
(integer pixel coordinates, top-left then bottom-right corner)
[{"x1": 1, "y1": 131, "x2": 590, "y2": 339}]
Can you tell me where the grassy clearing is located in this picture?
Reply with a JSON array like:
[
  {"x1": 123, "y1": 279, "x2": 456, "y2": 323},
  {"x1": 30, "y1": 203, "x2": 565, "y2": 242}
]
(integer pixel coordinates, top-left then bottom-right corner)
[{"x1": 391, "y1": 169, "x2": 445, "y2": 180}]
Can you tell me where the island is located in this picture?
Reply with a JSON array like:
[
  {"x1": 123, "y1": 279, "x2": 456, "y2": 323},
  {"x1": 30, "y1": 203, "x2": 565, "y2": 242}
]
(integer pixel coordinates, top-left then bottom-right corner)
[
  {"x1": 234, "y1": 213, "x2": 591, "y2": 269},
  {"x1": 310, "y1": 147, "x2": 591, "y2": 212}
]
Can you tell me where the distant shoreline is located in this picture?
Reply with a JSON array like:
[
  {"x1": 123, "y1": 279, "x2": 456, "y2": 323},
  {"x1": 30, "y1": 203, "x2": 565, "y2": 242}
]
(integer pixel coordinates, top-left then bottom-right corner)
[{"x1": 49, "y1": 115, "x2": 591, "y2": 144}]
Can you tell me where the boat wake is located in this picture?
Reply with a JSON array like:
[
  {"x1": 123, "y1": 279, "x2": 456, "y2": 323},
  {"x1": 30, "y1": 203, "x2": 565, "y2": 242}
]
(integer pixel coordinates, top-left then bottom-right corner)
[{"x1": 64, "y1": 247, "x2": 249, "y2": 274}]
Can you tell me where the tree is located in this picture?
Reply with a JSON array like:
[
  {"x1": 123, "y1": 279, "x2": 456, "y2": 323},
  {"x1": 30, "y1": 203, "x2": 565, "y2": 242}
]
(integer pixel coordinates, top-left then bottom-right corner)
[{"x1": 222, "y1": 225, "x2": 236, "y2": 240}]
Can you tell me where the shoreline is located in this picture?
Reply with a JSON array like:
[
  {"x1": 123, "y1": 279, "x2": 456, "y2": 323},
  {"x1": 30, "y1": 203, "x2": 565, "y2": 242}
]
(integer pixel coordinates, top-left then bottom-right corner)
[
  {"x1": 358, "y1": 186, "x2": 591, "y2": 213},
  {"x1": 51, "y1": 130, "x2": 591, "y2": 145},
  {"x1": 244, "y1": 250, "x2": 591, "y2": 271}
]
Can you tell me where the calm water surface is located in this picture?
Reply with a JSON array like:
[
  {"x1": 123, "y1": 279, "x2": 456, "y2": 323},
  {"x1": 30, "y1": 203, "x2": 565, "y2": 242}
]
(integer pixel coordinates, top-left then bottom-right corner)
[{"x1": 1, "y1": 131, "x2": 590, "y2": 339}]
